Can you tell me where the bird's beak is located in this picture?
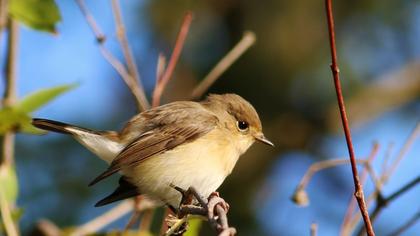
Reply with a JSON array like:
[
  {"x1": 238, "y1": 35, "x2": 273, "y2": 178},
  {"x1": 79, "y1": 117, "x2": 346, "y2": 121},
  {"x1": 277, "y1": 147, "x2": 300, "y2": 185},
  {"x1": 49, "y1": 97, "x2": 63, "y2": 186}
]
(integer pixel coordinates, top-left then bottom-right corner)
[{"x1": 254, "y1": 133, "x2": 274, "y2": 147}]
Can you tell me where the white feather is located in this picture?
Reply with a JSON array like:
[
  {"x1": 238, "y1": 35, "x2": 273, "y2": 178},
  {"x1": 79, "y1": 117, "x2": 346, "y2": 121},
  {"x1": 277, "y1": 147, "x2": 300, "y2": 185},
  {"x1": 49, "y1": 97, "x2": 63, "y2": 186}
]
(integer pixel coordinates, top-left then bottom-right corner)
[{"x1": 67, "y1": 127, "x2": 123, "y2": 163}]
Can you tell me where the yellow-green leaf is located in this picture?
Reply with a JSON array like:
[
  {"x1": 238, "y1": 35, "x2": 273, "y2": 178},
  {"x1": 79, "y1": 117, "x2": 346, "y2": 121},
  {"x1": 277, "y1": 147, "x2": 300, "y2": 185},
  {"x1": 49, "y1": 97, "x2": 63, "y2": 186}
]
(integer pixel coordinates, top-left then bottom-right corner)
[
  {"x1": 0, "y1": 108, "x2": 44, "y2": 135},
  {"x1": 184, "y1": 218, "x2": 202, "y2": 236},
  {"x1": 9, "y1": 0, "x2": 61, "y2": 33},
  {"x1": 0, "y1": 165, "x2": 18, "y2": 204},
  {"x1": 15, "y1": 84, "x2": 76, "y2": 113}
]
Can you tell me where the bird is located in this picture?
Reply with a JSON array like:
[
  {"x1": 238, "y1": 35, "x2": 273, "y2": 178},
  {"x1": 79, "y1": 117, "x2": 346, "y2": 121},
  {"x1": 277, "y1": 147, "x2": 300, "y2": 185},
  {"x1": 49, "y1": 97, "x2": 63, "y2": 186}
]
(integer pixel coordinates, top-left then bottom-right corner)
[{"x1": 32, "y1": 93, "x2": 273, "y2": 209}]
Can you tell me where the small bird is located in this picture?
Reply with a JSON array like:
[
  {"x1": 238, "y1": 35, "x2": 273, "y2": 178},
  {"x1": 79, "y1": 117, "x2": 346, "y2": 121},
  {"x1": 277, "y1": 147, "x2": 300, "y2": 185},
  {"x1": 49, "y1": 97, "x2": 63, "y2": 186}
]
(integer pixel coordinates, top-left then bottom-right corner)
[{"x1": 32, "y1": 93, "x2": 273, "y2": 209}]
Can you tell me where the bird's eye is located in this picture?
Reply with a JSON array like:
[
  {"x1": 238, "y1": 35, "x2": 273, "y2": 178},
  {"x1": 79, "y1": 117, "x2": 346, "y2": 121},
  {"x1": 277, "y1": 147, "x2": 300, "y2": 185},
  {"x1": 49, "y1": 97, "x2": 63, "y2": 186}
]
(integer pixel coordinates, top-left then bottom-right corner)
[{"x1": 237, "y1": 121, "x2": 249, "y2": 132}]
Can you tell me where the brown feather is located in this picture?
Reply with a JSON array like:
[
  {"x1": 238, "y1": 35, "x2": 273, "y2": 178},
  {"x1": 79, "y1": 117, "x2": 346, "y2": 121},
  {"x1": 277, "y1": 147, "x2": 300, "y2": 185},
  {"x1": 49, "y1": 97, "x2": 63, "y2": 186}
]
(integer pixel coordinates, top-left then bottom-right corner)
[{"x1": 89, "y1": 103, "x2": 219, "y2": 186}]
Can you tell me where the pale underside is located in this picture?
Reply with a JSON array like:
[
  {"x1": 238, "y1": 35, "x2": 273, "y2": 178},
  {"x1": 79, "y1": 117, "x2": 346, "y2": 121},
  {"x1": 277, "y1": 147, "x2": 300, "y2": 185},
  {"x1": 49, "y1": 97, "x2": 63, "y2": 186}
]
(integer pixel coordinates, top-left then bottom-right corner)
[{"x1": 122, "y1": 128, "x2": 254, "y2": 207}]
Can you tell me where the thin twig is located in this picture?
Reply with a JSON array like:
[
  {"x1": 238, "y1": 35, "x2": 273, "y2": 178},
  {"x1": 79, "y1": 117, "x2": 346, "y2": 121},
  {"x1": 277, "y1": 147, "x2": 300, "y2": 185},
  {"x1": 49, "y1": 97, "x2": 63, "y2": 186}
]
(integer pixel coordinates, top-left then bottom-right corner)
[
  {"x1": 341, "y1": 143, "x2": 379, "y2": 235},
  {"x1": 164, "y1": 215, "x2": 189, "y2": 236},
  {"x1": 2, "y1": 20, "x2": 18, "y2": 166},
  {"x1": 75, "y1": 0, "x2": 149, "y2": 111},
  {"x1": 310, "y1": 223, "x2": 318, "y2": 236},
  {"x1": 383, "y1": 121, "x2": 420, "y2": 183},
  {"x1": 0, "y1": 193, "x2": 18, "y2": 236},
  {"x1": 74, "y1": 0, "x2": 105, "y2": 42},
  {"x1": 152, "y1": 12, "x2": 192, "y2": 107},
  {"x1": 325, "y1": 0, "x2": 374, "y2": 235},
  {"x1": 381, "y1": 142, "x2": 394, "y2": 175},
  {"x1": 356, "y1": 176, "x2": 420, "y2": 236},
  {"x1": 292, "y1": 156, "x2": 381, "y2": 206},
  {"x1": 71, "y1": 200, "x2": 134, "y2": 236},
  {"x1": 348, "y1": 122, "x2": 420, "y2": 233},
  {"x1": 388, "y1": 210, "x2": 420, "y2": 236},
  {"x1": 0, "y1": 0, "x2": 7, "y2": 40},
  {"x1": 191, "y1": 31, "x2": 256, "y2": 100},
  {"x1": 35, "y1": 219, "x2": 62, "y2": 236},
  {"x1": 111, "y1": 0, "x2": 149, "y2": 110}
]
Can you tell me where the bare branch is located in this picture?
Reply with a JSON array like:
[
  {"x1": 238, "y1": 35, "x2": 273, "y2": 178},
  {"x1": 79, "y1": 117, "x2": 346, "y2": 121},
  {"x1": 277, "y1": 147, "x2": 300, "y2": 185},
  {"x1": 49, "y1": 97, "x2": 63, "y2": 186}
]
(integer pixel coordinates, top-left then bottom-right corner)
[
  {"x1": 383, "y1": 121, "x2": 420, "y2": 182},
  {"x1": 74, "y1": 0, "x2": 105, "y2": 42},
  {"x1": 166, "y1": 187, "x2": 236, "y2": 235},
  {"x1": 356, "y1": 176, "x2": 420, "y2": 236},
  {"x1": 1, "y1": 20, "x2": 18, "y2": 167},
  {"x1": 111, "y1": 0, "x2": 150, "y2": 110},
  {"x1": 0, "y1": 0, "x2": 7, "y2": 40},
  {"x1": 75, "y1": 0, "x2": 149, "y2": 111},
  {"x1": 35, "y1": 219, "x2": 62, "y2": 236},
  {"x1": 0, "y1": 193, "x2": 18, "y2": 236},
  {"x1": 388, "y1": 210, "x2": 420, "y2": 236},
  {"x1": 152, "y1": 12, "x2": 192, "y2": 107},
  {"x1": 325, "y1": 0, "x2": 374, "y2": 234},
  {"x1": 310, "y1": 223, "x2": 318, "y2": 236},
  {"x1": 71, "y1": 200, "x2": 134, "y2": 236},
  {"x1": 341, "y1": 143, "x2": 379, "y2": 234},
  {"x1": 292, "y1": 144, "x2": 380, "y2": 207},
  {"x1": 191, "y1": 31, "x2": 256, "y2": 100}
]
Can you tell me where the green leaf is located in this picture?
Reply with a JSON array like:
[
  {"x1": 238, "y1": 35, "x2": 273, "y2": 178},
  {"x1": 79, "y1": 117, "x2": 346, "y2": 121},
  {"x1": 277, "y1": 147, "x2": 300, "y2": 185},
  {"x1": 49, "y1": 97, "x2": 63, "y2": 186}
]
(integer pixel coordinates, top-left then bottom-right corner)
[
  {"x1": 0, "y1": 108, "x2": 44, "y2": 135},
  {"x1": 0, "y1": 165, "x2": 18, "y2": 204},
  {"x1": 9, "y1": 0, "x2": 61, "y2": 33},
  {"x1": 184, "y1": 218, "x2": 202, "y2": 236},
  {"x1": 15, "y1": 84, "x2": 76, "y2": 113}
]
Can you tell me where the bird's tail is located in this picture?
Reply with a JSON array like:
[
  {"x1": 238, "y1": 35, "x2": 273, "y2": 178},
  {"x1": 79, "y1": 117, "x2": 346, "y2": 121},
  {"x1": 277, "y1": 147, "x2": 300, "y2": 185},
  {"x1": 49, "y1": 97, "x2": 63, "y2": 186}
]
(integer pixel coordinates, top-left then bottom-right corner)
[
  {"x1": 32, "y1": 118, "x2": 123, "y2": 163},
  {"x1": 32, "y1": 118, "x2": 94, "y2": 135}
]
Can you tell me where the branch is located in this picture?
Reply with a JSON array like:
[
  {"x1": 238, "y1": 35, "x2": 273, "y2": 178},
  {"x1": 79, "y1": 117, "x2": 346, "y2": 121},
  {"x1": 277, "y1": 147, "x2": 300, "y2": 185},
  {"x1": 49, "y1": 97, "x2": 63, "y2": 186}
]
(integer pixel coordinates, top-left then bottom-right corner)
[
  {"x1": 345, "y1": 122, "x2": 420, "y2": 233},
  {"x1": 1, "y1": 19, "x2": 18, "y2": 166},
  {"x1": 324, "y1": 0, "x2": 374, "y2": 235},
  {"x1": 383, "y1": 121, "x2": 420, "y2": 183},
  {"x1": 310, "y1": 223, "x2": 318, "y2": 236},
  {"x1": 388, "y1": 210, "x2": 420, "y2": 236},
  {"x1": 356, "y1": 176, "x2": 420, "y2": 236},
  {"x1": 191, "y1": 31, "x2": 256, "y2": 100},
  {"x1": 291, "y1": 146, "x2": 380, "y2": 206},
  {"x1": 72, "y1": 198, "x2": 156, "y2": 235},
  {"x1": 0, "y1": 0, "x2": 7, "y2": 40},
  {"x1": 152, "y1": 12, "x2": 192, "y2": 107},
  {"x1": 166, "y1": 188, "x2": 236, "y2": 236},
  {"x1": 341, "y1": 143, "x2": 379, "y2": 234},
  {"x1": 75, "y1": 0, "x2": 150, "y2": 111},
  {"x1": 111, "y1": 0, "x2": 149, "y2": 110},
  {"x1": 0, "y1": 193, "x2": 18, "y2": 236}
]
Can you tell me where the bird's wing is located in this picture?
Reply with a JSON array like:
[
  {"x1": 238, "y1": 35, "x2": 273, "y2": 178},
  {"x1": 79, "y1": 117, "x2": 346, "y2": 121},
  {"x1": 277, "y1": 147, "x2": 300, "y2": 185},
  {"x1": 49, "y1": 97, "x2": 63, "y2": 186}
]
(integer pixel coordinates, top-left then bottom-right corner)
[{"x1": 89, "y1": 104, "x2": 218, "y2": 186}]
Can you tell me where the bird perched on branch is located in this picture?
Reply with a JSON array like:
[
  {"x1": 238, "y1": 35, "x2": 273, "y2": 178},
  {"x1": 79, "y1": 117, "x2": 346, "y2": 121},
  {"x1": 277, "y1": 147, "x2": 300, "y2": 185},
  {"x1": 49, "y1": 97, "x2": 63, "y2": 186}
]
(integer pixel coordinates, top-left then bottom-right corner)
[{"x1": 32, "y1": 93, "x2": 273, "y2": 209}]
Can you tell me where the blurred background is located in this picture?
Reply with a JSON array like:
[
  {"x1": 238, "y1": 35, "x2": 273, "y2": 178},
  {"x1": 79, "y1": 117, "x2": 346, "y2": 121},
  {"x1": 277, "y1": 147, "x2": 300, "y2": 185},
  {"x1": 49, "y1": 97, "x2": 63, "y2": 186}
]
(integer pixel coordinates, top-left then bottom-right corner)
[{"x1": 2, "y1": 0, "x2": 419, "y2": 235}]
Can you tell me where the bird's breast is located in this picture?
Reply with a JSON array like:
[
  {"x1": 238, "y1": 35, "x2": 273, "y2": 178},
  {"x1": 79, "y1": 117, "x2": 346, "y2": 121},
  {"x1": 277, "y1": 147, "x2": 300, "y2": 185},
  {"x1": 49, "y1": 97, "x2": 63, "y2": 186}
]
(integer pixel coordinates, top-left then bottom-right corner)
[{"x1": 123, "y1": 129, "x2": 241, "y2": 207}]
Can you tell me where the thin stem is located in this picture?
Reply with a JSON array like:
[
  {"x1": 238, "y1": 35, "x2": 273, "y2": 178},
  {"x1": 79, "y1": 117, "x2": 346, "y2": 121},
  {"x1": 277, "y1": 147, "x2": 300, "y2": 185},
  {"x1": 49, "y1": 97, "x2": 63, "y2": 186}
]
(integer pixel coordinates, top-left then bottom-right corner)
[
  {"x1": 0, "y1": 19, "x2": 19, "y2": 236},
  {"x1": 74, "y1": 0, "x2": 105, "y2": 42},
  {"x1": 341, "y1": 143, "x2": 380, "y2": 235},
  {"x1": 325, "y1": 0, "x2": 374, "y2": 235},
  {"x1": 310, "y1": 223, "x2": 318, "y2": 236},
  {"x1": 2, "y1": 20, "x2": 18, "y2": 166},
  {"x1": 0, "y1": 194, "x2": 18, "y2": 236},
  {"x1": 388, "y1": 210, "x2": 420, "y2": 236},
  {"x1": 75, "y1": 0, "x2": 149, "y2": 111},
  {"x1": 191, "y1": 31, "x2": 256, "y2": 100},
  {"x1": 152, "y1": 12, "x2": 192, "y2": 107},
  {"x1": 383, "y1": 121, "x2": 420, "y2": 183},
  {"x1": 356, "y1": 176, "x2": 420, "y2": 236},
  {"x1": 293, "y1": 157, "x2": 380, "y2": 198},
  {"x1": 111, "y1": 0, "x2": 149, "y2": 110},
  {"x1": 0, "y1": 0, "x2": 7, "y2": 40},
  {"x1": 71, "y1": 200, "x2": 134, "y2": 236}
]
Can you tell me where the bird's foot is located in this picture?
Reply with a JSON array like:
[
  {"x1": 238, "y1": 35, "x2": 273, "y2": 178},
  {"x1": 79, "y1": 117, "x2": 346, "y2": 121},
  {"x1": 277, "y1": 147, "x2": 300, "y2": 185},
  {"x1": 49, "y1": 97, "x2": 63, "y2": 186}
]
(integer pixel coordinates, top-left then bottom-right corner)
[
  {"x1": 207, "y1": 192, "x2": 230, "y2": 219},
  {"x1": 170, "y1": 185, "x2": 236, "y2": 235}
]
